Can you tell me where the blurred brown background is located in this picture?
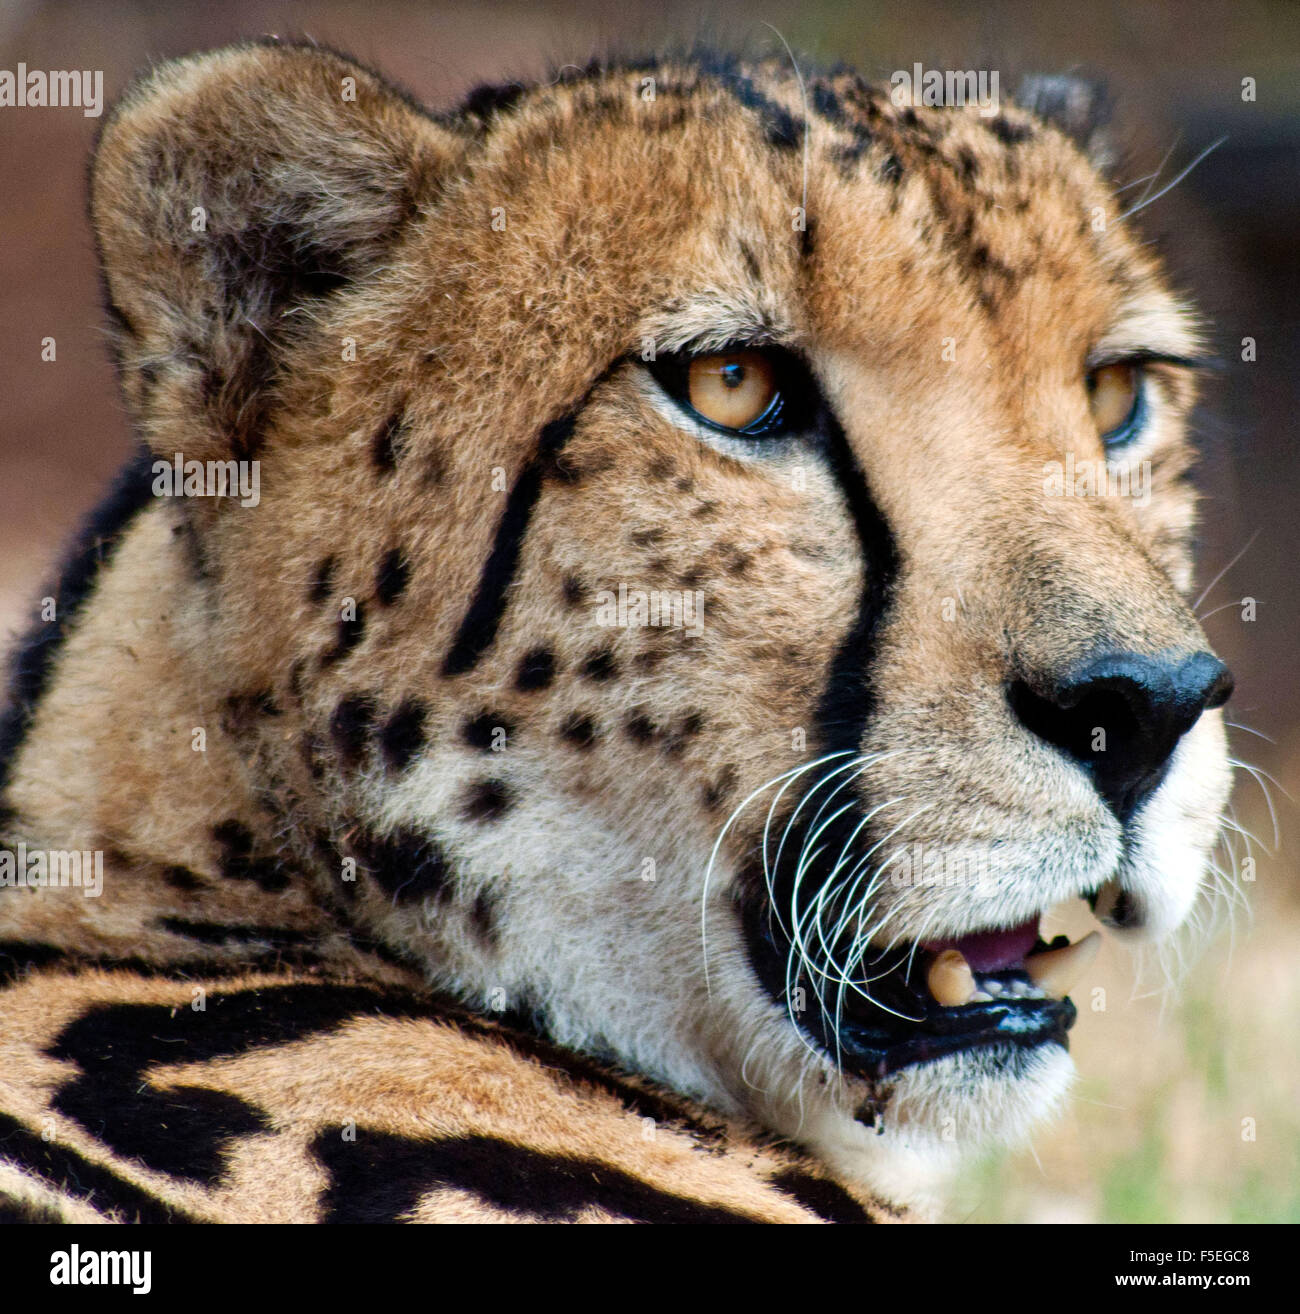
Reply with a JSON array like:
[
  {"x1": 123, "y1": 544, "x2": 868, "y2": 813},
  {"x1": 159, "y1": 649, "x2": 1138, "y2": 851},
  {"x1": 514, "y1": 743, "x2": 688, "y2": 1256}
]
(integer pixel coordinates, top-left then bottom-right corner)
[{"x1": 1, "y1": 0, "x2": 1296, "y2": 1220}]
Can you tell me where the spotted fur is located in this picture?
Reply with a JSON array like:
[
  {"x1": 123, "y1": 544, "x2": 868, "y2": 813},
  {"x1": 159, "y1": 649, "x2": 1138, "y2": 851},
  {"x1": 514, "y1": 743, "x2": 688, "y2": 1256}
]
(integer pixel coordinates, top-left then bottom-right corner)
[{"x1": 0, "y1": 41, "x2": 1232, "y2": 1222}]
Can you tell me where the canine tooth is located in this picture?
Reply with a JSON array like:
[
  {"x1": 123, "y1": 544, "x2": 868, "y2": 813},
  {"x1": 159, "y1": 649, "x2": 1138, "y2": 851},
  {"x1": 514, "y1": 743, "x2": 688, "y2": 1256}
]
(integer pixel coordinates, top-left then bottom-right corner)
[
  {"x1": 927, "y1": 949, "x2": 975, "y2": 1007},
  {"x1": 1024, "y1": 931, "x2": 1101, "y2": 997}
]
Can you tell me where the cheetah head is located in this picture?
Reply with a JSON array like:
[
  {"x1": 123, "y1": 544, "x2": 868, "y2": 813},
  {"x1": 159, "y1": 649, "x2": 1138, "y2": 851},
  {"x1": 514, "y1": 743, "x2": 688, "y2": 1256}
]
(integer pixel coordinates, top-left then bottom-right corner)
[{"x1": 93, "y1": 43, "x2": 1234, "y2": 1210}]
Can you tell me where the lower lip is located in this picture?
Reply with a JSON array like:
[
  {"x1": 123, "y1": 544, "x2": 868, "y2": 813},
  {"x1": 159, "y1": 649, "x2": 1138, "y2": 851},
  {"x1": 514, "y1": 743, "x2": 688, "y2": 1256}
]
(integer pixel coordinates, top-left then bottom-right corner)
[
  {"x1": 742, "y1": 900, "x2": 1077, "y2": 1078},
  {"x1": 831, "y1": 995, "x2": 1077, "y2": 1080}
]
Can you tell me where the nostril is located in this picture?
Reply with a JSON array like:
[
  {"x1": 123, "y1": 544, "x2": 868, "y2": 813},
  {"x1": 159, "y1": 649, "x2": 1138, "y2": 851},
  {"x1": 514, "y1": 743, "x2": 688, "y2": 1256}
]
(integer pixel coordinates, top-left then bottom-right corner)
[
  {"x1": 1179, "y1": 651, "x2": 1234, "y2": 713},
  {"x1": 1009, "y1": 649, "x2": 1233, "y2": 822},
  {"x1": 1008, "y1": 679, "x2": 1137, "y2": 768}
]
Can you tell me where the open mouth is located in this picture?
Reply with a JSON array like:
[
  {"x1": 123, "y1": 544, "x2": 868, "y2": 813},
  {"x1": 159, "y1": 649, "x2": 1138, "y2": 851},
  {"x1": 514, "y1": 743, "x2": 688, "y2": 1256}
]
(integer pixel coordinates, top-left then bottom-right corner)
[{"x1": 744, "y1": 904, "x2": 1100, "y2": 1080}]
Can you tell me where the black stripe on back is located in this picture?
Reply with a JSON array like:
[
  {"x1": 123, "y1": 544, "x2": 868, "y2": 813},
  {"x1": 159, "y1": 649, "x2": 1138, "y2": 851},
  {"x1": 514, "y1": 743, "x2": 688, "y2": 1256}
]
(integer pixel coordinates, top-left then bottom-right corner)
[
  {"x1": 0, "y1": 447, "x2": 157, "y2": 807},
  {"x1": 312, "y1": 1127, "x2": 765, "y2": 1224},
  {"x1": 0, "y1": 1110, "x2": 196, "y2": 1224}
]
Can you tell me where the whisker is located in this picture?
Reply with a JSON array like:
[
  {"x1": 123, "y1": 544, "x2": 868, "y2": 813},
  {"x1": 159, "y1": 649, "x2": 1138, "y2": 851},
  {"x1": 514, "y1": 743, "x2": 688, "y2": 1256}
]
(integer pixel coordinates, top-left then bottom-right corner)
[
  {"x1": 1117, "y1": 136, "x2": 1228, "y2": 223},
  {"x1": 1192, "y1": 528, "x2": 1260, "y2": 614}
]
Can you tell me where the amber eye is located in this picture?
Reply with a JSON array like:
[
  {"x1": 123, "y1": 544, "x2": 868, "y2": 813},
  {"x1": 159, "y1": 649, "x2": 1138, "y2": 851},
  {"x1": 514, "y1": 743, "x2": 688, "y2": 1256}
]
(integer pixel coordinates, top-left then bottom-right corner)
[
  {"x1": 1086, "y1": 362, "x2": 1143, "y2": 445},
  {"x1": 686, "y1": 351, "x2": 779, "y2": 431}
]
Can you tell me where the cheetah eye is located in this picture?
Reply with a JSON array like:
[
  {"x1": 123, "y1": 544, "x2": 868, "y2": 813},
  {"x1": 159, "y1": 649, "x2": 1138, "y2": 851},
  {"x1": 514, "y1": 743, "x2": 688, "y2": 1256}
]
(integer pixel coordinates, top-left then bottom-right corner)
[
  {"x1": 647, "y1": 345, "x2": 813, "y2": 439},
  {"x1": 1086, "y1": 361, "x2": 1145, "y2": 446},
  {"x1": 687, "y1": 351, "x2": 779, "y2": 431}
]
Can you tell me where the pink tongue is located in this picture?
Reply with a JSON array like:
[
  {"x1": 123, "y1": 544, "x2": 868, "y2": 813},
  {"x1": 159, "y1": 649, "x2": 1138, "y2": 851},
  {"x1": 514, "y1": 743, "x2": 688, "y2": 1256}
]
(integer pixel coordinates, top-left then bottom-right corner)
[{"x1": 923, "y1": 919, "x2": 1040, "y2": 973}]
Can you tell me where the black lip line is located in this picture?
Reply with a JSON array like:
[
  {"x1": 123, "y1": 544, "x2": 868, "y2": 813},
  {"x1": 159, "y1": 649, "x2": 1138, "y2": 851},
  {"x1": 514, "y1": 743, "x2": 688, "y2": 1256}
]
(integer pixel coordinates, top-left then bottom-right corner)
[
  {"x1": 832, "y1": 996, "x2": 1078, "y2": 1080},
  {"x1": 742, "y1": 898, "x2": 1077, "y2": 1080}
]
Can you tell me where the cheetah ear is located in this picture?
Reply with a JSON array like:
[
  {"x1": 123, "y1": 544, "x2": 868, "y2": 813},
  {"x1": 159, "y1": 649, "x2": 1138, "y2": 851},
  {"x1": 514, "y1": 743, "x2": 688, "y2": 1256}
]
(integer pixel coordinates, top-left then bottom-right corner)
[
  {"x1": 1014, "y1": 74, "x2": 1116, "y2": 174},
  {"x1": 92, "y1": 41, "x2": 465, "y2": 460}
]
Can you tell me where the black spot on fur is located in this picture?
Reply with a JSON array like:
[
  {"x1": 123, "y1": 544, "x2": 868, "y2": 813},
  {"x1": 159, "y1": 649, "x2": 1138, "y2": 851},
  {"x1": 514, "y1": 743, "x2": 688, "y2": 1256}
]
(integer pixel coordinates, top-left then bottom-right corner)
[
  {"x1": 711, "y1": 64, "x2": 803, "y2": 151},
  {"x1": 308, "y1": 559, "x2": 336, "y2": 604},
  {"x1": 211, "y1": 819, "x2": 289, "y2": 893},
  {"x1": 580, "y1": 649, "x2": 617, "y2": 682},
  {"x1": 221, "y1": 689, "x2": 280, "y2": 737},
  {"x1": 322, "y1": 602, "x2": 366, "y2": 666},
  {"x1": 463, "y1": 713, "x2": 511, "y2": 751},
  {"x1": 172, "y1": 512, "x2": 210, "y2": 581},
  {"x1": 163, "y1": 865, "x2": 205, "y2": 892},
  {"x1": 516, "y1": 647, "x2": 555, "y2": 691},
  {"x1": 562, "y1": 575, "x2": 584, "y2": 607},
  {"x1": 548, "y1": 449, "x2": 586, "y2": 485},
  {"x1": 311, "y1": 1126, "x2": 764, "y2": 1224},
  {"x1": 799, "y1": 215, "x2": 816, "y2": 262},
  {"x1": 375, "y1": 548, "x2": 410, "y2": 605},
  {"x1": 831, "y1": 138, "x2": 870, "y2": 173},
  {"x1": 372, "y1": 411, "x2": 408, "y2": 472},
  {"x1": 104, "y1": 298, "x2": 138, "y2": 343},
  {"x1": 878, "y1": 153, "x2": 904, "y2": 184},
  {"x1": 738, "y1": 240, "x2": 762, "y2": 282},
  {"x1": 989, "y1": 115, "x2": 1033, "y2": 146},
  {"x1": 560, "y1": 713, "x2": 599, "y2": 749},
  {"x1": 462, "y1": 778, "x2": 513, "y2": 822},
  {"x1": 331, "y1": 694, "x2": 377, "y2": 768},
  {"x1": 459, "y1": 78, "x2": 528, "y2": 120},
  {"x1": 380, "y1": 699, "x2": 428, "y2": 773},
  {"x1": 661, "y1": 711, "x2": 703, "y2": 757},
  {"x1": 812, "y1": 82, "x2": 843, "y2": 122},
  {"x1": 469, "y1": 890, "x2": 498, "y2": 947},
  {"x1": 625, "y1": 711, "x2": 656, "y2": 744},
  {"x1": 349, "y1": 827, "x2": 452, "y2": 903},
  {"x1": 702, "y1": 764, "x2": 738, "y2": 813}
]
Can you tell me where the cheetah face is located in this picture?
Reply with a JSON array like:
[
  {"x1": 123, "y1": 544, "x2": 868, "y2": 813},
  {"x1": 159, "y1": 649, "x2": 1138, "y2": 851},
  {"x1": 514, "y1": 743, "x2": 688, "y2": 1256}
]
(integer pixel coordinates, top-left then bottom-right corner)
[{"x1": 95, "y1": 45, "x2": 1234, "y2": 1207}]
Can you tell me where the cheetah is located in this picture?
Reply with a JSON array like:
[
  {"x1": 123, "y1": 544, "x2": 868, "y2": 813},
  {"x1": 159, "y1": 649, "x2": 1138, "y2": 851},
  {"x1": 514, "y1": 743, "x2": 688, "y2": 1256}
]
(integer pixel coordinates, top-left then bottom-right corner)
[{"x1": 0, "y1": 41, "x2": 1233, "y2": 1223}]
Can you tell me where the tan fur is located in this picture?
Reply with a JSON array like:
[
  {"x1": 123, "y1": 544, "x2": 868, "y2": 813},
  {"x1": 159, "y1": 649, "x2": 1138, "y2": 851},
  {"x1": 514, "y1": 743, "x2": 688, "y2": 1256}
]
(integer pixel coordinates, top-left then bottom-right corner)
[{"x1": 0, "y1": 42, "x2": 1231, "y2": 1222}]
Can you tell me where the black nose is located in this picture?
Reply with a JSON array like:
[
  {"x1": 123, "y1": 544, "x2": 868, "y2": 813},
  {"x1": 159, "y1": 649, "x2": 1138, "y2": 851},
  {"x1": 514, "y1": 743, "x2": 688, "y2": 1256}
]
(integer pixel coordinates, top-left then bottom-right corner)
[{"x1": 1009, "y1": 651, "x2": 1233, "y2": 821}]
